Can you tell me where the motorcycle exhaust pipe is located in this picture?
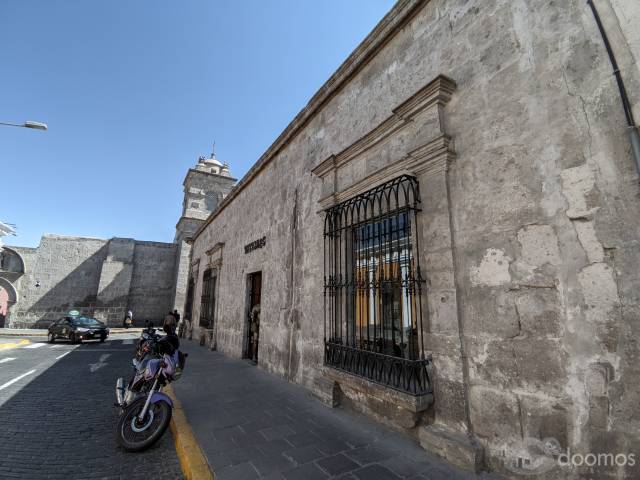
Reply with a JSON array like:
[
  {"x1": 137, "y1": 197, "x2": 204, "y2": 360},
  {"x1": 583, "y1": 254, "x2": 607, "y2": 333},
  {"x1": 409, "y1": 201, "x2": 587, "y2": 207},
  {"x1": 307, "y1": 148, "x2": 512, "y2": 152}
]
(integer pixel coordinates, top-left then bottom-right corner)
[{"x1": 115, "y1": 377, "x2": 124, "y2": 406}]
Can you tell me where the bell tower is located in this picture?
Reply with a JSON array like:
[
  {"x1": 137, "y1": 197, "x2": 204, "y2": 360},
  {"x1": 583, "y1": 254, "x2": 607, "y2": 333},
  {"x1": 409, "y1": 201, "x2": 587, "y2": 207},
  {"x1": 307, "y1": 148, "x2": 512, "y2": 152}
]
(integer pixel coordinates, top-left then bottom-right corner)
[{"x1": 172, "y1": 147, "x2": 236, "y2": 315}]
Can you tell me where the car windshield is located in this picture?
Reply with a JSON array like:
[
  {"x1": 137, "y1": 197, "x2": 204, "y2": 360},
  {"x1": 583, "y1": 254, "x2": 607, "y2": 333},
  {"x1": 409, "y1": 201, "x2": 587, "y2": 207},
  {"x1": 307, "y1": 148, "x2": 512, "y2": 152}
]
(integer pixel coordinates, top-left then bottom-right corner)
[{"x1": 71, "y1": 317, "x2": 102, "y2": 327}]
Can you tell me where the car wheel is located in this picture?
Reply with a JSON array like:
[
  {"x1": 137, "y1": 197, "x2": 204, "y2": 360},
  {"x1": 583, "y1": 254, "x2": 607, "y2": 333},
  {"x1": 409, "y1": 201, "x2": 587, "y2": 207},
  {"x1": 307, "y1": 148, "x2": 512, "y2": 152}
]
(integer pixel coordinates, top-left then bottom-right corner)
[
  {"x1": 48, "y1": 332, "x2": 55, "y2": 343},
  {"x1": 100, "y1": 335, "x2": 106, "y2": 343}
]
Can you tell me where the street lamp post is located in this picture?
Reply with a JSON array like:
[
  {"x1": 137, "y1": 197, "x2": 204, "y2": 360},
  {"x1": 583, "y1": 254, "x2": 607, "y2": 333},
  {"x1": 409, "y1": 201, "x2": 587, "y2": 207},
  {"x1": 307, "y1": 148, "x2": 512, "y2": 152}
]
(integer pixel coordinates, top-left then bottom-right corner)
[{"x1": 0, "y1": 120, "x2": 48, "y2": 131}]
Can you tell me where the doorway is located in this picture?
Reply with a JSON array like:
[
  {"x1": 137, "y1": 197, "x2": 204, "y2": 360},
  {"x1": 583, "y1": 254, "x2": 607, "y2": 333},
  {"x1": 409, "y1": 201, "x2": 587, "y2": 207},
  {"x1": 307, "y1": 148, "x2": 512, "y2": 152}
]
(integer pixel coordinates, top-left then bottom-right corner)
[{"x1": 245, "y1": 271, "x2": 262, "y2": 363}]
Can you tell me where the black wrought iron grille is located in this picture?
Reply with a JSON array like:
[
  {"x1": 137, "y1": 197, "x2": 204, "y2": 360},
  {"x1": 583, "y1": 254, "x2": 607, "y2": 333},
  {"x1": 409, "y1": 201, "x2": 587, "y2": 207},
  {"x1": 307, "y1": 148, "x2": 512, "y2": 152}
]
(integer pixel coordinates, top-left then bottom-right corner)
[
  {"x1": 199, "y1": 269, "x2": 216, "y2": 328},
  {"x1": 323, "y1": 175, "x2": 432, "y2": 396}
]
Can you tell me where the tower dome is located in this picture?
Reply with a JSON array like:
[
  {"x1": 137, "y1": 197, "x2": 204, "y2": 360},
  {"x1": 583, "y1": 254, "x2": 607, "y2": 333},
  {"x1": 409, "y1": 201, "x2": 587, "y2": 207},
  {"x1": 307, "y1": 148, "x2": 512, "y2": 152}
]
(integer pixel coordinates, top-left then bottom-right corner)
[{"x1": 202, "y1": 154, "x2": 223, "y2": 168}]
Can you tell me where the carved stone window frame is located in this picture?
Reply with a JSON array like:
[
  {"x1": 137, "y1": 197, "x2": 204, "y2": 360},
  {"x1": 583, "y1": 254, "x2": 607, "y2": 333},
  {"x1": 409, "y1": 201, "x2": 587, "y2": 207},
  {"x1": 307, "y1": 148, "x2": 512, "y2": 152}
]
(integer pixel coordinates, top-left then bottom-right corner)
[{"x1": 312, "y1": 75, "x2": 465, "y2": 429}]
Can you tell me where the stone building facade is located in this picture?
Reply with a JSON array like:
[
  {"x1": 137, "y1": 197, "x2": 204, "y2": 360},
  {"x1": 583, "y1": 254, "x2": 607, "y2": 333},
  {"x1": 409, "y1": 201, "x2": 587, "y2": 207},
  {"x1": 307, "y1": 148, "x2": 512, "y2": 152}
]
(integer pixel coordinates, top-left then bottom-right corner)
[
  {"x1": 185, "y1": 1, "x2": 640, "y2": 478},
  {"x1": 1, "y1": 235, "x2": 178, "y2": 327},
  {"x1": 1, "y1": 153, "x2": 235, "y2": 329}
]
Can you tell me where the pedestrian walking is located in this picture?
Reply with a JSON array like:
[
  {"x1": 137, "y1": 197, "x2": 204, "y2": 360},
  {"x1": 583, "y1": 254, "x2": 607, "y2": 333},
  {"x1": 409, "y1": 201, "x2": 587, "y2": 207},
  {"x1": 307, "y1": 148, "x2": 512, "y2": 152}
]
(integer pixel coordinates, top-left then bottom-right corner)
[{"x1": 123, "y1": 310, "x2": 133, "y2": 329}]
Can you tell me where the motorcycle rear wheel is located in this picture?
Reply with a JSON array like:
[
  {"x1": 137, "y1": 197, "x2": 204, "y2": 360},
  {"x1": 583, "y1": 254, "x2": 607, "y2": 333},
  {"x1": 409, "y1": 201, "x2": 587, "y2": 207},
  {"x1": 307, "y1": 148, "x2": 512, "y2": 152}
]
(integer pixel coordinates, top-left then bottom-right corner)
[{"x1": 116, "y1": 397, "x2": 172, "y2": 452}]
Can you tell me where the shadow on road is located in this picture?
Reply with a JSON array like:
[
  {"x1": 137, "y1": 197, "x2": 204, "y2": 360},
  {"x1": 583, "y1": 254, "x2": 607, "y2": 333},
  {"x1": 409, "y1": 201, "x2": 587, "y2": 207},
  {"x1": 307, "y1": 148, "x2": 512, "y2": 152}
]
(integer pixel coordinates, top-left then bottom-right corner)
[{"x1": 0, "y1": 340, "x2": 182, "y2": 479}]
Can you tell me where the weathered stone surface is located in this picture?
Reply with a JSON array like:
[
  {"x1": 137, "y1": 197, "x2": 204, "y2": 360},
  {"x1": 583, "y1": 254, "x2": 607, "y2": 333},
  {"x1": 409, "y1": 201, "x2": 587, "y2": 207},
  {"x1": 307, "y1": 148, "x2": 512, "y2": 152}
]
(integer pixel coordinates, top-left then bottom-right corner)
[
  {"x1": 324, "y1": 367, "x2": 433, "y2": 430},
  {"x1": 179, "y1": 0, "x2": 640, "y2": 477},
  {"x1": 418, "y1": 424, "x2": 483, "y2": 473},
  {"x1": 6, "y1": 235, "x2": 178, "y2": 326}
]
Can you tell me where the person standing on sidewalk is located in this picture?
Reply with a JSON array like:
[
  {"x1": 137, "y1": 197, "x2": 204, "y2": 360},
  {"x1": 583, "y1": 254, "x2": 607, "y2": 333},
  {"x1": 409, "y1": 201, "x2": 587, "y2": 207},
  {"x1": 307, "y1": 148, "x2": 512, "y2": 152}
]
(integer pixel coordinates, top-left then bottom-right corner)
[
  {"x1": 173, "y1": 309, "x2": 181, "y2": 335},
  {"x1": 182, "y1": 316, "x2": 192, "y2": 339},
  {"x1": 123, "y1": 310, "x2": 133, "y2": 329},
  {"x1": 163, "y1": 310, "x2": 176, "y2": 334},
  {"x1": 249, "y1": 304, "x2": 260, "y2": 364}
]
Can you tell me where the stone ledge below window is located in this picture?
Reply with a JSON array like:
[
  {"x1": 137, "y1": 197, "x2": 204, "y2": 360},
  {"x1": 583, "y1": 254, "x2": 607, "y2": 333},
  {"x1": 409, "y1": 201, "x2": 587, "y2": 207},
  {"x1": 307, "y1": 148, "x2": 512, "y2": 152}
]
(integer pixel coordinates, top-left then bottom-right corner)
[{"x1": 315, "y1": 366, "x2": 434, "y2": 430}]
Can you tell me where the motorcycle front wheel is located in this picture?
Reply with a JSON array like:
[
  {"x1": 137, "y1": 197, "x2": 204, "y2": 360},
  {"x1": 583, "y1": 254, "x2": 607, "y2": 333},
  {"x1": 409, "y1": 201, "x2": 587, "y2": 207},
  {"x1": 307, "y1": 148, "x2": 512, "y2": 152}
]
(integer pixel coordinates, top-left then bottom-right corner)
[{"x1": 115, "y1": 397, "x2": 172, "y2": 452}]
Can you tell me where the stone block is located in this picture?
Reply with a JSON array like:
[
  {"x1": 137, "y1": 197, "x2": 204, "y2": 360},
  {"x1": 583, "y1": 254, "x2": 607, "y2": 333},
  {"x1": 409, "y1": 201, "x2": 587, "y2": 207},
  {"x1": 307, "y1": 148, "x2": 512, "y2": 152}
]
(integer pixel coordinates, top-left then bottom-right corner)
[
  {"x1": 518, "y1": 395, "x2": 570, "y2": 449},
  {"x1": 427, "y1": 288, "x2": 459, "y2": 334},
  {"x1": 324, "y1": 367, "x2": 433, "y2": 430},
  {"x1": 467, "y1": 336, "x2": 566, "y2": 394},
  {"x1": 418, "y1": 424, "x2": 483, "y2": 473},
  {"x1": 311, "y1": 375, "x2": 341, "y2": 408},
  {"x1": 469, "y1": 385, "x2": 520, "y2": 441},
  {"x1": 432, "y1": 377, "x2": 467, "y2": 426},
  {"x1": 513, "y1": 289, "x2": 562, "y2": 338}
]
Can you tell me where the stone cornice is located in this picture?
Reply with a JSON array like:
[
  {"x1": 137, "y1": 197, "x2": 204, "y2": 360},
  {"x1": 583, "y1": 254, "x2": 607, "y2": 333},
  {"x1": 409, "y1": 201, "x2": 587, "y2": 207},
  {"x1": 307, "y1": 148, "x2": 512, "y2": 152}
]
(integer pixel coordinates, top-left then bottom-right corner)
[
  {"x1": 205, "y1": 242, "x2": 225, "y2": 257},
  {"x1": 317, "y1": 135, "x2": 456, "y2": 210},
  {"x1": 174, "y1": 215, "x2": 205, "y2": 232},
  {"x1": 182, "y1": 168, "x2": 238, "y2": 188},
  {"x1": 192, "y1": 0, "x2": 429, "y2": 241},
  {"x1": 312, "y1": 75, "x2": 456, "y2": 179}
]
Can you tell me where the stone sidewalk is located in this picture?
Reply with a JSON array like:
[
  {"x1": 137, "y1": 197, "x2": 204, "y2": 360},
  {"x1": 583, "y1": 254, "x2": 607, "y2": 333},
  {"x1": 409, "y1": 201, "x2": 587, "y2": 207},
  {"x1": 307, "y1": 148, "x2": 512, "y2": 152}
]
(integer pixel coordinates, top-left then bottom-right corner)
[{"x1": 172, "y1": 341, "x2": 503, "y2": 480}]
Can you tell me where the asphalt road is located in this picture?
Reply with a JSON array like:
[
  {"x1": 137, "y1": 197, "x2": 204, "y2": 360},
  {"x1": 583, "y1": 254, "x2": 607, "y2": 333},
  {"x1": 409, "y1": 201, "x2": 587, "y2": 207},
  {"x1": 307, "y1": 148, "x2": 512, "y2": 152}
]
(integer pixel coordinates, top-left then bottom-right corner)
[{"x1": 0, "y1": 334, "x2": 183, "y2": 480}]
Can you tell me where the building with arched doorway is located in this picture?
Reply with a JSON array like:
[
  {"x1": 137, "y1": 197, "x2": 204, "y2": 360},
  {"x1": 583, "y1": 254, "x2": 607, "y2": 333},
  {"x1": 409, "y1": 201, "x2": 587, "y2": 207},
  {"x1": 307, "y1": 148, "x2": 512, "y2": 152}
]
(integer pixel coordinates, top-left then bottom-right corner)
[{"x1": 0, "y1": 246, "x2": 24, "y2": 327}]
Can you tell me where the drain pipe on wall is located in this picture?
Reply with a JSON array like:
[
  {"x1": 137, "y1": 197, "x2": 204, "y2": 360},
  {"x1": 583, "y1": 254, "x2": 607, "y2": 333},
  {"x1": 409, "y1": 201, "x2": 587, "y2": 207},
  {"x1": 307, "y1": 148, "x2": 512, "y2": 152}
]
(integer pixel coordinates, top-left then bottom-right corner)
[{"x1": 587, "y1": 0, "x2": 640, "y2": 177}]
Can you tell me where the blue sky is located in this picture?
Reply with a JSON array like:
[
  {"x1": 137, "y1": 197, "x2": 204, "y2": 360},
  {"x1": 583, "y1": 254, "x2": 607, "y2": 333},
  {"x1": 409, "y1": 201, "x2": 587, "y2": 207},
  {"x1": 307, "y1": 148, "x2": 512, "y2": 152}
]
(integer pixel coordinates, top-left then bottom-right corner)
[{"x1": 1, "y1": 0, "x2": 394, "y2": 248}]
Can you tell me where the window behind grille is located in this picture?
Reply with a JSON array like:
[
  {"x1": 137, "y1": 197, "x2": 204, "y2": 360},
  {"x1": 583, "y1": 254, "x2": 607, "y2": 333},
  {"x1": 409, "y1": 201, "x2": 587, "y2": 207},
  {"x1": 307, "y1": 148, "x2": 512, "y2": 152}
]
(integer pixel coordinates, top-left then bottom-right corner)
[
  {"x1": 323, "y1": 175, "x2": 431, "y2": 395},
  {"x1": 199, "y1": 269, "x2": 216, "y2": 328}
]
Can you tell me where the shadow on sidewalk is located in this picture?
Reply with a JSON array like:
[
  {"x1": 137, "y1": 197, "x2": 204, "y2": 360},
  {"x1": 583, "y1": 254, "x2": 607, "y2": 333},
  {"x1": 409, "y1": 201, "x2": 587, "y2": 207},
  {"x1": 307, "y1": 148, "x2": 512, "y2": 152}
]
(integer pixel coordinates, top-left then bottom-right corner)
[{"x1": 173, "y1": 340, "x2": 504, "y2": 480}]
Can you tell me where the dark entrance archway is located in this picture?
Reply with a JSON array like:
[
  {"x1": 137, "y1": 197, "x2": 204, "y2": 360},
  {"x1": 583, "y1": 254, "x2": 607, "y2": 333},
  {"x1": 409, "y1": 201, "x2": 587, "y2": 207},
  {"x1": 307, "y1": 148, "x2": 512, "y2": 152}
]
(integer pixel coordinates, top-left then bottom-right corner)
[{"x1": 245, "y1": 271, "x2": 262, "y2": 363}]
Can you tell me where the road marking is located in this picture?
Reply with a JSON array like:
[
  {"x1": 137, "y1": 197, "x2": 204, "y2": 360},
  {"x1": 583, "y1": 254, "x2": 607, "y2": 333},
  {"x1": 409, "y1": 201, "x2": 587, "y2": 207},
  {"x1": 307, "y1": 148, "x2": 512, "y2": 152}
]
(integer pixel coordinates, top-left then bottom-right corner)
[
  {"x1": 89, "y1": 353, "x2": 111, "y2": 372},
  {"x1": 51, "y1": 344, "x2": 65, "y2": 349},
  {"x1": 24, "y1": 343, "x2": 45, "y2": 349},
  {"x1": 0, "y1": 369, "x2": 36, "y2": 391},
  {"x1": 123, "y1": 339, "x2": 133, "y2": 345},
  {"x1": 56, "y1": 351, "x2": 71, "y2": 360},
  {"x1": 0, "y1": 358, "x2": 16, "y2": 364},
  {"x1": 0, "y1": 339, "x2": 30, "y2": 350}
]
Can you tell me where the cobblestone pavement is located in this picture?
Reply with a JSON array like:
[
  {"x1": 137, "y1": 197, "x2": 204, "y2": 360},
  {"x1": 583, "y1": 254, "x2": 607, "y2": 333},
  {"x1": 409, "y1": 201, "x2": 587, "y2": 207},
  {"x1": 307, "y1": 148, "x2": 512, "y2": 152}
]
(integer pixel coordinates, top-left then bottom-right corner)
[
  {"x1": 173, "y1": 341, "x2": 504, "y2": 480},
  {"x1": 0, "y1": 335, "x2": 182, "y2": 480}
]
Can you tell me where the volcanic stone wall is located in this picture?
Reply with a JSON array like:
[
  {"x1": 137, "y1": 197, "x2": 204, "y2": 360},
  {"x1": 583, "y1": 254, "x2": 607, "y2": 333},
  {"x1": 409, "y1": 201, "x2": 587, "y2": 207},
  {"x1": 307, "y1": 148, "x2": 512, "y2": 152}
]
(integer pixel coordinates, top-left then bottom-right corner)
[
  {"x1": 8, "y1": 234, "x2": 177, "y2": 327},
  {"x1": 187, "y1": 0, "x2": 640, "y2": 477}
]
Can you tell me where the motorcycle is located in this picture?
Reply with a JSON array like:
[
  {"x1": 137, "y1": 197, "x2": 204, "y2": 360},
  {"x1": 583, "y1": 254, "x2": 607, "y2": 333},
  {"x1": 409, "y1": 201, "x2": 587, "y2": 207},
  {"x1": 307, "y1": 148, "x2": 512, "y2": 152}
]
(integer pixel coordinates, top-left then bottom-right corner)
[{"x1": 114, "y1": 326, "x2": 187, "y2": 452}]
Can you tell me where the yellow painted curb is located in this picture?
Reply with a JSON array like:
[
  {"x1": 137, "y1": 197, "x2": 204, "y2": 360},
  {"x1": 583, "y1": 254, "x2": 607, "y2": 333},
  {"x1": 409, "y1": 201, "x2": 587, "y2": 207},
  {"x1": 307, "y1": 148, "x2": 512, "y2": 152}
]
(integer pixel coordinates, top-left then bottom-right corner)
[
  {"x1": 166, "y1": 385, "x2": 214, "y2": 480},
  {"x1": 0, "y1": 339, "x2": 30, "y2": 350}
]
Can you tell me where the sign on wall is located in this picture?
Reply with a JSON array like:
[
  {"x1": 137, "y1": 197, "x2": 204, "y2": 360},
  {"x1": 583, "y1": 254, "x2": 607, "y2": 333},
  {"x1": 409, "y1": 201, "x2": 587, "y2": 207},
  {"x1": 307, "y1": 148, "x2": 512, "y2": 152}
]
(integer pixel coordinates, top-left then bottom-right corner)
[{"x1": 244, "y1": 236, "x2": 266, "y2": 254}]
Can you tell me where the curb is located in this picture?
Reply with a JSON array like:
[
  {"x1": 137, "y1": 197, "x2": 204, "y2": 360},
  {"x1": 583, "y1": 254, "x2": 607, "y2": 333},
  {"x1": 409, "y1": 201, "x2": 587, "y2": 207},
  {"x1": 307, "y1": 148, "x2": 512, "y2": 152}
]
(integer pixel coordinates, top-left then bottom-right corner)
[
  {"x1": 166, "y1": 385, "x2": 214, "y2": 480},
  {"x1": 0, "y1": 332, "x2": 47, "y2": 337}
]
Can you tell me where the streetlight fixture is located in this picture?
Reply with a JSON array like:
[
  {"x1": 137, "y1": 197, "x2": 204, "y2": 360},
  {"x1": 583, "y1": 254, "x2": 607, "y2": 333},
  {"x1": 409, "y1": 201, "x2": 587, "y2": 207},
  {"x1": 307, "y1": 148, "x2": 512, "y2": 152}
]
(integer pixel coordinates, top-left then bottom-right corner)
[{"x1": 0, "y1": 120, "x2": 48, "y2": 131}]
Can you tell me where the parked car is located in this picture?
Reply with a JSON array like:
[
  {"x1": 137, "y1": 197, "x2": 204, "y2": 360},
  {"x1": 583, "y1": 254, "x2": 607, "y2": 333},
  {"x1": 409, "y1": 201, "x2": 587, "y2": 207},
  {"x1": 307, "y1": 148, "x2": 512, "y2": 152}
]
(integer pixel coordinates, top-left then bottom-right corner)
[{"x1": 48, "y1": 316, "x2": 110, "y2": 343}]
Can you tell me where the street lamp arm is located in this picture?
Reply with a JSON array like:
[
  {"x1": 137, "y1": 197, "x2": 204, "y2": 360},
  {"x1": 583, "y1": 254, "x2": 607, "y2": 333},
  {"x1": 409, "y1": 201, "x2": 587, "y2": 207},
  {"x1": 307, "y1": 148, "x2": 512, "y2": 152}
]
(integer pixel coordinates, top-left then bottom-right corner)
[{"x1": 0, "y1": 120, "x2": 48, "y2": 130}]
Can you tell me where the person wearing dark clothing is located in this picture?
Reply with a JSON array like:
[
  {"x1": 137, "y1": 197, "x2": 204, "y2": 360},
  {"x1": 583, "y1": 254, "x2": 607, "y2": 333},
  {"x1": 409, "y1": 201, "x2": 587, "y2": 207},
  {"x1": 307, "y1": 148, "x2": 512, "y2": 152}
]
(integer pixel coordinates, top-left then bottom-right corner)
[{"x1": 163, "y1": 311, "x2": 176, "y2": 334}]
